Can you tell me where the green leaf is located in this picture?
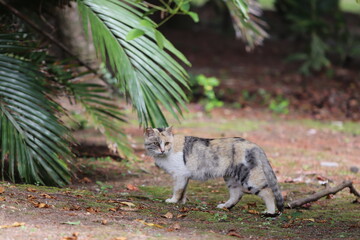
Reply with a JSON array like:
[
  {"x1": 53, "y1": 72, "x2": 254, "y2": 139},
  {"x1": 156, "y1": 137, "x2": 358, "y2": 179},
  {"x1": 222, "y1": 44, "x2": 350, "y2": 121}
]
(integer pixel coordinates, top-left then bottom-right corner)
[
  {"x1": 154, "y1": 30, "x2": 165, "y2": 49},
  {"x1": 139, "y1": 19, "x2": 156, "y2": 28},
  {"x1": 187, "y1": 11, "x2": 199, "y2": 23},
  {"x1": 78, "y1": 0, "x2": 190, "y2": 127},
  {"x1": 126, "y1": 29, "x2": 145, "y2": 41},
  {"x1": 0, "y1": 54, "x2": 72, "y2": 187}
]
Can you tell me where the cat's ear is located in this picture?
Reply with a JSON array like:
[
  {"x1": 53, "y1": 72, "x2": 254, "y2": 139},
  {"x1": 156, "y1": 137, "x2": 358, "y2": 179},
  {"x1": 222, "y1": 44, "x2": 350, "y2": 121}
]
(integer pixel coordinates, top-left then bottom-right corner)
[
  {"x1": 165, "y1": 126, "x2": 173, "y2": 134},
  {"x1": 145, "y1": 128, "x2": 155, "y2": 137}
]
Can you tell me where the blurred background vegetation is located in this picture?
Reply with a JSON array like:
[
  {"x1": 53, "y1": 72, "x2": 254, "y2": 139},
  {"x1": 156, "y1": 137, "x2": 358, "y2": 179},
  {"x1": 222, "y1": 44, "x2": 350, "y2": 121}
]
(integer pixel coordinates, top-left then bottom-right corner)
[{"x1": 0, "y1": 0, "x2": 359, "y2": 186}]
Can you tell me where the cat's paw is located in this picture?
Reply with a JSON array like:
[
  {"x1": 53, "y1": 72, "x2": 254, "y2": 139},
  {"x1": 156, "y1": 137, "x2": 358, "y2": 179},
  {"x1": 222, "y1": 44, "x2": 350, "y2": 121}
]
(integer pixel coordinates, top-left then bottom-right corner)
[
  {"x1": 217, "y1": 203, "x2": 227, "y2": 209},
  {"x1": 165, "y1": 198, "x2": 178, "y2": 203}
]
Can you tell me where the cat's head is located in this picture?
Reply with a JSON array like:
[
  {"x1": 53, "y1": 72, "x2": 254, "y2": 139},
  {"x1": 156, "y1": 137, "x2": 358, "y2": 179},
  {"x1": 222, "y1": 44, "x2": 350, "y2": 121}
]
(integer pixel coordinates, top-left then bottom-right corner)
[{"x1": 144, "y1": 127, "x2": 173, "y2": 157}]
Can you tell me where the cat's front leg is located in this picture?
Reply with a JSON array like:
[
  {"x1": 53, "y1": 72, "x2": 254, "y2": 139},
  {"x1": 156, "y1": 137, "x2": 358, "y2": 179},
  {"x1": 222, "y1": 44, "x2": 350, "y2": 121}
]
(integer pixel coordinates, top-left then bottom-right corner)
[{"x1": 166, "y1": 175, "x2": 189, "y2": 204}]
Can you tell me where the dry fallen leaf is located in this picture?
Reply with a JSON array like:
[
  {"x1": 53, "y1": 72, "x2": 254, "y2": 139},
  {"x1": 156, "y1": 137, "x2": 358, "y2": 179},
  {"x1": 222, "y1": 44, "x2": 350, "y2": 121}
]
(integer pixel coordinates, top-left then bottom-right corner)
[
  {"x1": 135, "y1": 219, "x2": 164, "y2": 228},
  {"x1": 0, "y1": 222, "x2": 25, "y2": 229},
  {"x1": 61, "y1": 232, "x2": 79, "y2": 240},
  {"x1": 26, "y1": 187, "x2": 37, "y2": 192},
  {"x1": 79, "y1": 177, "x2": 92, "y2": 183},
  {"x1": 40, "y1": 193, "x2": 56, "y2": 199},
  {"x1": 0, "y1": 186, "x2": 5, "y2": 194},
  {"x1": 162, "y1": 212, "x2": 173, "y2": 219},
  {"x1": 126, "y1": 183, "x2": 139, "y2": 191},
  {"x1": 171, "y1": 223, "x2": 181, "y2": 230},
  {"x1": 27, "y1": 195, "x2": 37, "y2": 200},
  {"x1": 69, "y1": 205, "x2": 81, "y2": 211},
  {"x1": 248, "y1": 210, "x2": 260, "y2": 215},
  {"x1": 109, "y1": 208, "x2": 117, "y2": 212},
  {"x1": 101, "y1": 219, "x2": 108, "y2": 225},
  {"x1": 302, "y1": 218, "x2": 315, "y2": 222},
  {"x1": 34, "y1": 202, "x2": 51, "y2": 208},
  {"x1": 86, "y1": 207, "x2": 98, "y2": 213},
  {"x1": 120, "y1": 202, "x2": 135, "y2": 207},
  {"x1": 111, "y1": 237, "x2": 127, "y2": 240},
  {"x1": 227, "y1": 229, "x2": 242, "y2": 238},
  {"x1": 316, "y1": 219, "x2": 327, "y2": 223},
  {"x1": 0, "y1": 196, "x2": 5, "y2": 201}
]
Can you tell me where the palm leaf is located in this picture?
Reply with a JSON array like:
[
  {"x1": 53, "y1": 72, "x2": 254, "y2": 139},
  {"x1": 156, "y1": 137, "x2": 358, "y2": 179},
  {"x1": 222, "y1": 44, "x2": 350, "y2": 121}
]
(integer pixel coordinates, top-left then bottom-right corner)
[
  {"x1": 0, "y1": 54, "x2": 72, "y2": 186},
  {"x1": 68, "y1": 81, "x2": 134, "y2": 158},
  {"x1": 224, "y1": 0, "x2": 268, "y2": 50},
  {"x1": 77, "y1": 0, "x2": 190, "y2": 128}
]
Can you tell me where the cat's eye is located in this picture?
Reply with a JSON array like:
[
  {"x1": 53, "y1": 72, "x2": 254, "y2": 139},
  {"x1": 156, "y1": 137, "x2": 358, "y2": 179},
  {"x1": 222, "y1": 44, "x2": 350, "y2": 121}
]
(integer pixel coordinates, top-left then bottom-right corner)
[
  {"x1": 165, "y1": 142, "x2": 170, "y2": 146},
  {"x1": 153, "y1": 142, "x2": 159, "y2": 146}
]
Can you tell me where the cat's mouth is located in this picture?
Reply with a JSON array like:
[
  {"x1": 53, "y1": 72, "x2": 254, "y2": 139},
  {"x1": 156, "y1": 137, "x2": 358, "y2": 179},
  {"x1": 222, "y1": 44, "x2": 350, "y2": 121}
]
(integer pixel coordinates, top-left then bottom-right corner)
[{"x1": 155, "y1": 152, "x2": 167, "y2": 157}]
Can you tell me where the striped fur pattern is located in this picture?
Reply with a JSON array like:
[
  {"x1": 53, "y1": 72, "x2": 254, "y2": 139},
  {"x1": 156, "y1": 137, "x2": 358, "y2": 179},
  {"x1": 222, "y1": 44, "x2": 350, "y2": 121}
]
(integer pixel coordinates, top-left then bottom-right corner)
[{"x1": 144, "y1": 127, "x2": 284, "y2": 214}]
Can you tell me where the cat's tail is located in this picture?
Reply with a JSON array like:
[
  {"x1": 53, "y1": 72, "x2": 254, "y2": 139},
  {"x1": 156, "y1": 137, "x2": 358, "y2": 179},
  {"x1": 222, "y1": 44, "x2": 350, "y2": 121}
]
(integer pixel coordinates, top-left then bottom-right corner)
[{"x1": 259, "y1": 150, "x2": 284, "y2": 212}]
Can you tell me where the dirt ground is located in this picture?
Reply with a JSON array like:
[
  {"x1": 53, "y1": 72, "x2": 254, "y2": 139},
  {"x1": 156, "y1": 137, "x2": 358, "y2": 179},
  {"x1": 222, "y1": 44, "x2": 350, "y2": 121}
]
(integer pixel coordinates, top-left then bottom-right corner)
[{"x1": 1, "y1": 104, "x2": 359, "y2": 240}]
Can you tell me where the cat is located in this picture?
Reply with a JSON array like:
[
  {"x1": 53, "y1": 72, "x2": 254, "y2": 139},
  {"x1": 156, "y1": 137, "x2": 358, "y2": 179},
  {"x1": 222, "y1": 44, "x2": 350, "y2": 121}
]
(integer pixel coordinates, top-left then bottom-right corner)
[{"x1": 144, "y1": 126, "x2": 284, "y2": 215}]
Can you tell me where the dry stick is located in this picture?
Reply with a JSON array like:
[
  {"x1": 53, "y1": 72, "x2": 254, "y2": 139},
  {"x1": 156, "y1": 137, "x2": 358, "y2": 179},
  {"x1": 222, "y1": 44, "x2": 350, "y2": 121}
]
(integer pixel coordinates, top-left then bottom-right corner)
[
  {"x1": 287, "y1": 181, "x2": 360, "y2": 209},
  {"x1": 0, "y1": 0, "x2": 118, "y2": 94}
]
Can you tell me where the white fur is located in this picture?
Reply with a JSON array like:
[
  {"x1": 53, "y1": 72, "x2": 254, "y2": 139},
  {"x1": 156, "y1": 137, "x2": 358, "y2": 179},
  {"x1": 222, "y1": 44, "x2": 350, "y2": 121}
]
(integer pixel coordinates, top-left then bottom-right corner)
[
  {"x1": 155, "y1": 151, "x2": 191, "y2": 203},
  {"x1": 154, "y1": 151, "x2": 191, "y2": 178}
]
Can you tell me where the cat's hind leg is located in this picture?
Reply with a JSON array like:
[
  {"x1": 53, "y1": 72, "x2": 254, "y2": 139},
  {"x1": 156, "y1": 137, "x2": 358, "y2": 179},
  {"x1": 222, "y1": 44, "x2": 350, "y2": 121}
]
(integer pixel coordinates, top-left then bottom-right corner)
[
  {"x1": 166, "y1": 175, "x2": 189, "y2": 204},
  {"x1": 217, "y1": 177, "x2": 244, "y2": 209}
]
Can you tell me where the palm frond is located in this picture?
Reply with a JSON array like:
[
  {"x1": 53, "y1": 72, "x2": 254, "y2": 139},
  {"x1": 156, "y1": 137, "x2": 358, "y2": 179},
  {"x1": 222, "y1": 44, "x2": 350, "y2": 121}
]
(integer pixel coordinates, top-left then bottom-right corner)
[
  {"x1": 224, "y1": 0, "x2": 268, "y2": 50},
  {"x1": 77, "y1": 0, "x2": 190, "y2": 128},
  {"x1": 0, "y1": 54, "x2": 72, "y2": 186},
  {"x1": 68, "y1": 81, "x2": 134, "y2": 158}
]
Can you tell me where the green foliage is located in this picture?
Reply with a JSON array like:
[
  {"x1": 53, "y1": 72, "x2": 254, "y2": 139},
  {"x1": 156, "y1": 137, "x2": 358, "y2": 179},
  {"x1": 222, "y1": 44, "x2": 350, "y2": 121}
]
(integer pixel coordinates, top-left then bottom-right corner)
[
  {"x1": 275, "y1": 0, "x2": 359, "y2": 75},
  {"x1": 224, "y1": 0, "x2": 268, "y2": 50},
  {"x1": 77, "y1": 0, "x2": 190, "y2": 127},
  {"x1": 211, "y1": 213, "x2": 228, "y2": 222},
  {"x1": 269, "y1": 95, "x2": 290, "y2": 114},
  {"x1": 0, "y1": 52, "x2": 72, "y2": 186},
  {"x1": 96, "y1": 180, "x2": 113, "y2": 193},
  {"x1": 190, "y1": 74, "x2": 223, "y2": 112}
]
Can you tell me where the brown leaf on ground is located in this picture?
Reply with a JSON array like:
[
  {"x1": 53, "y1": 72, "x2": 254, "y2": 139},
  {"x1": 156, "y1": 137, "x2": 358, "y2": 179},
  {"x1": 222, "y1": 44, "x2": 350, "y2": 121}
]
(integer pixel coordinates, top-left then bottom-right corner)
[
  {"x1": 33, "y1": 202, "x2": 51, "y2": 208},
  {"x1": 0, "y1": 196, "x2": 5, "y2": 201},
  {"x1": 86, "y1": 207, "x2": 99, "y2": 213},
  {"x1": 171, "y1": 223, "x2": 181, "y2": 230},
  {"x1": 79, "y1": 177, "x2": 92, "y2": 183},
  {"x1": 109, "y1": 208, "x2": 117, "y2": 212},
  {"x1": 111, "y1": 237, "x2": 127, "y2": 240},
  {"x1": 227, "y1": 229, "x2": 242, "y2": 238},
  {"x1": 176, "y1": 214, "x2": 187, "y2": 218},
  {"x1": 27, "y1": 195, "x2": 37, "y2": 200},
  {"x1": 162, "y1": 212, "x2": 173, "y2": 219},
  {"x1": 61, "y1": 232, "x2": 79, "y2": 240},
  {"x1": 0, "y1": 186, "x2": 5, "y2": 194},
  {"x1": 120, "y1": 201, "x2": 135, "y2": 207},
  {"x1": 179, "y1": 207, "x2": 190, "y2": 213},
  {"x1": 40, "y1": 193, "x2": 56, "y2": 199},
  {"x1": 101, "y1": 219, "x2": 108, "y2": 225},
  {"x1": 69, "y1": 205, "x2": 81, "y2": 211},
  {"x1": 247, "y1": 202, "x2": 257, "y2": 208},
  {"x1": 0, "y1": 222, "x2": 25, "y2": 229},
  {"x1": 126, "y1": 184, "x2": 139, "y2": 191},
  {"x1": 135, "y1": 219, "x2": 164, "y2": 228},
  {"x1": 26, "y1": 187, "x2": 37, "y2": 192},
  {"x1": 248, "y1": 210, "x2": 260, "y2": 215}
]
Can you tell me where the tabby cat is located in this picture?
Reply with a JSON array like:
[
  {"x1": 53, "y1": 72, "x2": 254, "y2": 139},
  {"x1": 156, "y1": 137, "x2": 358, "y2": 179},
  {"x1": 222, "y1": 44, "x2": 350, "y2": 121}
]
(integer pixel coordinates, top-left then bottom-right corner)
[{"x1": 144, "y1": 127, "x2": 284, "y2": 214}]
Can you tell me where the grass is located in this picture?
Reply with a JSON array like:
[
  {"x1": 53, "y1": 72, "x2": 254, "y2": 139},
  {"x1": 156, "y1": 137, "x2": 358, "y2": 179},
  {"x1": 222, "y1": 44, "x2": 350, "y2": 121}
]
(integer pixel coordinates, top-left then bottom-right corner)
[{"x1": 296, "y1": 119, "x2": 360, "y2": 135}]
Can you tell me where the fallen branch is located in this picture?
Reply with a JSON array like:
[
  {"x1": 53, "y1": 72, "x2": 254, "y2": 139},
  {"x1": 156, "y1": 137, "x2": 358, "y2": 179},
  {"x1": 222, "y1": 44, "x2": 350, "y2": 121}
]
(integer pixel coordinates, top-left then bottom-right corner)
[{"x1": 287, "y1": 181, "x2": 360, "y2": 209}]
